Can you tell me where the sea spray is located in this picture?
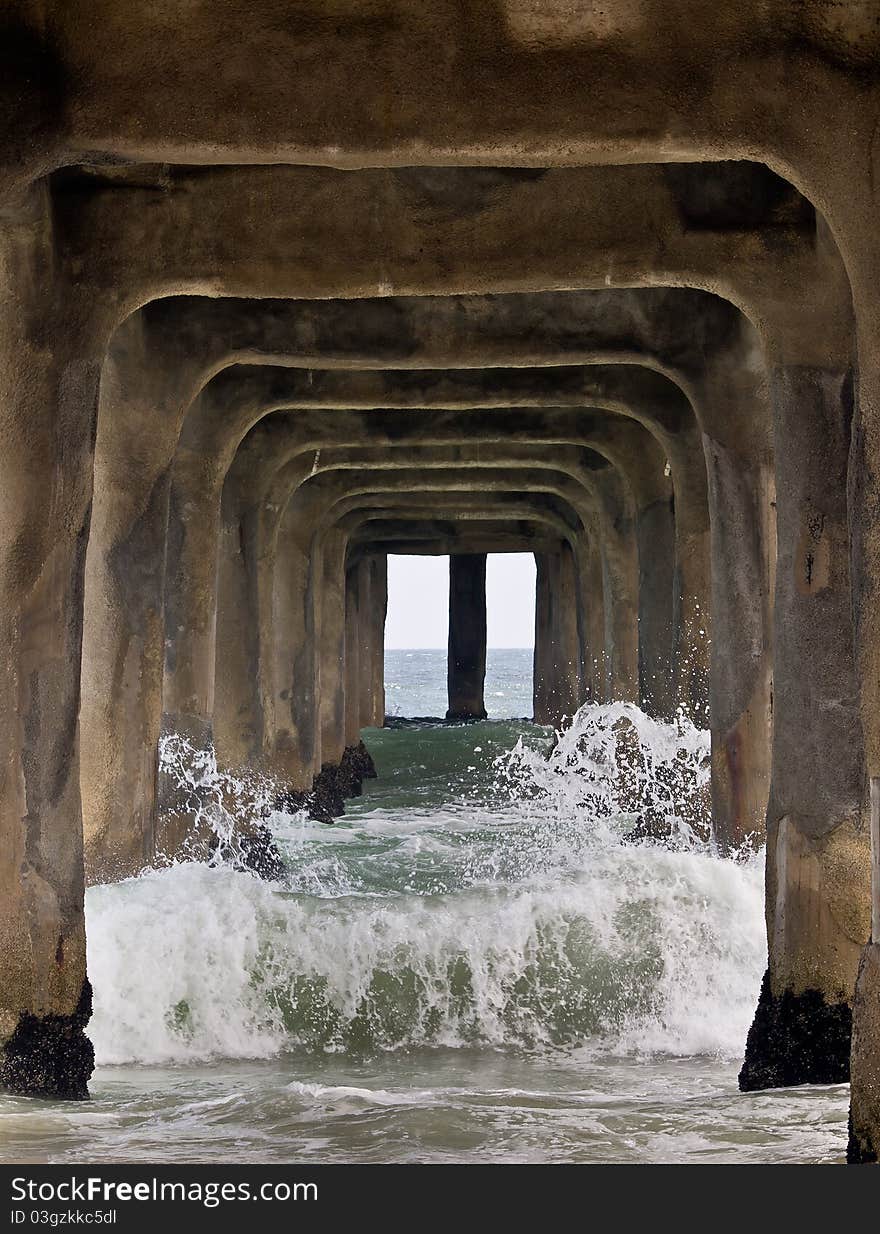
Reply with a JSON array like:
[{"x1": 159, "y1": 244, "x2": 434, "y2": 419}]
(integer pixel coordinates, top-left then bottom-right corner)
[
  {"x1": 156, "y1": 731, "x2": 289, "y2": 876},
  {"x1": 497, "y1": 701, "x2": 713, "y2": 848},
  {"x1": 87, "y1": 705, "x2": 764, "y2": 1067}
]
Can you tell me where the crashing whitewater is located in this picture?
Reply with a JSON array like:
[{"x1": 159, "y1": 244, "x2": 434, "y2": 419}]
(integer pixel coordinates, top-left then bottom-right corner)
[{"x1": 86, "y1": 703, "x2": 765, "y2": 1067}]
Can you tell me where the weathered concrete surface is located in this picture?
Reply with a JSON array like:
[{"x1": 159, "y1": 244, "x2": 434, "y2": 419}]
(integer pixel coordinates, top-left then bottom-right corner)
[
  {"x1": 80, "y1": 289, "x2": 735, "y2": 888},
  {"x1": 349, "y1": 526, "x2": 559, "y2": 559},
  {"x1": 205, "y1": 395, "x2": 689, "y2": 712},
  {"x1": 362, "y1": 556, "x2": 387, "y2": 729},
  {"x1": 49, "y1": 164, "x2": 838, "y2": 335},
  {"x1": 534, "y1": 545, "x2": 582, "y2": 727},
  {"x1": 345, "y1": 560, "x2": 367, "y2": 746},
  {"x1": 208, "y1": 408, "x2": 668, "y2": 769},
  {"x1": 34, "y1": 286, "x2": 839, "y2": 1120},
  {"x1": 3, "y1": 3, "x2": 879, "y2": 1129},
  {"x1": 835, "y1": 236, "x2": 880, "y2": 1164},
  {"x1": 311, "y1": 514, "x2": 568, "y2": 812},
  {"x1": 63, "y1": 164, "x2": 789, "y2": 853},
  {"x1": 0, "y1": 187, "x2": 97, "y2": 1098},
  {"x1": 45, "y1": 66, "x2": 836, "y2": 879},
  {"x1": 577, "y1": 537, "x2": 607, "y2": 706},
  {"x1": 196, "y1": 439, "x2": 629, "y2": 772},
  {"x1": 446, "y1": 555, "x2": 489, "y2": 721},
  {"x1": 316, "y1": 492, "x2": 581, "y2": 735},
  {"x1": 272, "y1": 455, "x2": 623, "y2": 684},
  {"x1": 85, "y1": 347, "x2": 704, "y2": 880},
  {"x1": 301, "y1": 472, "x2": 591, "y2": 768},
  {"x1": 318, "y1": 526, "x2": 349, "y2": 773},
  {"x1": 849, "y1": 943, "x2": 880, "y2": 1163},
  {"x1": 92, "y1": 374, "x2": 759, "y2": 887},
  {"x1": 62, "y1": 158, "x2": 819, "y2": 886},
  {"x1": 741, "y1": 363, "x2": 871, "y2": 1091},
  {"x1": 73, "y1": 172, "x2": 781, "y2": 873},
  {"x1": 208, "y1": 379, "x2": 680, "y2": 715},
  {"x1": 140, "y1": 320, "x2": 854, "y2": 1120},
  {"x1": 32, "y1": 2, "x2": 878, "y2": 197},
  {"x1": 85, "y1": 292, "x2": 765, "y2": 873},
  {"x1": 273, "y1": 493, "x2": 574, "y2": 798}
]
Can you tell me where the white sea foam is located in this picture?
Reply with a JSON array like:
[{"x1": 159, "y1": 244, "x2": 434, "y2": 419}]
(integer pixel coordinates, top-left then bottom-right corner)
[{"x1": 87, "y1": 704, "x2": 764, "y2": 1068}]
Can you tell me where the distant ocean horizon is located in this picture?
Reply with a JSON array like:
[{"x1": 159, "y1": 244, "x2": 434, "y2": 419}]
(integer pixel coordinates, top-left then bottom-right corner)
[{"x1": 383, "y1": 646, "x2": 534, "y2": 719}]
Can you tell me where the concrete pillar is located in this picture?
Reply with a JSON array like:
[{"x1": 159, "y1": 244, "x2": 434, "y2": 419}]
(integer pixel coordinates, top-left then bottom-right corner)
[
  {"x1": 557, "y1": 545, "x2": 587, "y2": 719},
  {"x1": 163, "y1": 429, "x2": 319, "y2": 799},
  {"x1": 636, "y1": 489, "x2": 676, "y2": 719},
  {"x1": 269, "y1": 516, "x2": 321, "y2": 793},
  {"x1": 80, "y1": 310, "x2": 244, "y2": 881},
  {"x1": 318, "y1": 528, "x2": 349, "y2": 767},
  {"x1": 576, "y1": 537, "x2": 606, "y2": 704},
  {"x1": 368, "y1": 555, "x2": 388, "y2": 726},
  {"x1": 600, "y1": 529, "x2": 640, "y2": 704},
  {"x1": 357, "y1": 555, "x2": 385, "y2": 729},
  {"x1": 355, "y1": 558, "x2": 372, "y2": 731},
  {"x1": 533, "y1": 553, "x2": 552, "y2": 724},
  {"x1": 586, "y1": 424, "x2": 676, "y2": 719},
  {"x1": 446, "y1": 554, "x2": 488, "y2": 720},
  {"x1": 667, "y1": 439, "x2": 712, "y2": 726},
  {"x1": 704, "y1": 438, "x2": 774, "y2": 852},
  {"x1": 671, "y1": 539, "x2": 710, "y2": 722},
  {"x1": 849, "y1": 752, "x2": 879, "y2": 1162},
  {"x1": 215, "y1": 446, "x2": 317, "y2": 793},
  {"x1": 337, "y1": 556, "x2": 377, "y2": 797},
  {"x1": 0, "y1": 188, "x2": 96, "y2": 1098},
  {"x1": 344, "y1": 564, "x2": 362, "y2": 750},
  {"x1": 850, "y1": 936, "x2": 880, "y2": 1163},
  {"x1": 311, "y1": 531, "x2": 376, "y2": 806},
  {"x1": 81, "y1": 317, "x2": 163, "y2": 882},
  {"x1": 679, "y1": 310, "x2": 776, "y2": 855},
  {"x1": 154, "y1": 445, "x2": 229, "y2": 856},
  {"x1": 213, "y1": 482, "x2": 267, "y2": 771},
  {"x1": 80, "y1": 317, "x2": 205, "y2": 883},
  {"x1": 842, "y1": 231, "x2": 880, "y2": 1163},
  {"x1": 740, "y1": 365, "x2": 870, "y2": 1091},
  {"x1": 533, "y1": 546, "x2": 581, "y2": 727},
  {"x1": 161, "y1": 446, "x2": 221, "y2": 751}
]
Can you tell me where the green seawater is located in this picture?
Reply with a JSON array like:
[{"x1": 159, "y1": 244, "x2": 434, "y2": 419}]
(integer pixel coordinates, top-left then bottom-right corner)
[{"x1": 0, "y1": 653, "x2": 851, "y2": 1164}]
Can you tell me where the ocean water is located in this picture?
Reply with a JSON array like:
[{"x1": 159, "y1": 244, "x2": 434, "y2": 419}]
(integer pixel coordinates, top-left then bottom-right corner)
[
  {"x1": 0, "y1": 652, "x2": 850, "y2": 1164},
  {"x1": 385, "y1": 647, "x2": 534, "y2": 719}
]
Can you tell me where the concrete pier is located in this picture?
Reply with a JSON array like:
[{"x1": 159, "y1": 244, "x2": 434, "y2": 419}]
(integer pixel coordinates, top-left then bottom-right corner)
[{"x1": 0, "y1": 1, "x2": 878, "y2": 1156}]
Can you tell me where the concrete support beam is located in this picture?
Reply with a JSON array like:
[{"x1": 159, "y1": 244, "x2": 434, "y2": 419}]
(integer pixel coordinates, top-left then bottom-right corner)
[
  {"x1": 6, "y1": 8, "x2": 880, "y2": 1131},
  {"x1": 85, "y1": 291, "x2": 762, "y2": 871},
  {"x1": 344, "y1": 563, "x2": 364, "y2": 750},
  {"x1": 357, "y1": 556, "x2": 386, "y2": 730},
  {"x1": 0, "y1": 188, "x2": 95, "y2": 1098},
  {"x1": 741, "y1": 363, "x2": 870, "y2": 1092},
  {"x1": 34, "y1": 2, "x2": 873, "y2": 194},
  {"x1": 534, "y1": 545, "x2": 582, "y2": 727},
  {"x1": 211, "y1": 446, "x2": 614, "y2": 773},
  {"x1": 577, "y1": 537, "x2": 607, "y2": 706},
  {"x1": 350, "y1": 530, "x2": 559, "y2": 558},
  {"x1": 78, "y1": 297, "x2": 727, "y2": 885},
  {"x1": 446, "y1": 555, "x2": 488, "y2": 722},
  {"x1": 315, "y1": 480, "x2": 586, "y2": 742},
  {"x1": 835, "y1": 247, "x2": 880, "y2": 1160},
  {"x1": 318, "y1": 527, "x2": 348, "y2": 771},
  {"x1": 237, "y1": 489, "x2": 575, "y2": 801}
]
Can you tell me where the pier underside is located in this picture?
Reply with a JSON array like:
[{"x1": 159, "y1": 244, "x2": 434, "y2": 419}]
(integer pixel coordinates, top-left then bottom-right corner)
[{"x1": 0, "y1": 0, "x2": 878, "y2": 1162}]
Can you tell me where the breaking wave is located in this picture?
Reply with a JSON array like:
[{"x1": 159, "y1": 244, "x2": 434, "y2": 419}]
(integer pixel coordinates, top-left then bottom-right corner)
[{"x1": 87, "y1": 704, "x2": 764, "y2": 1067}]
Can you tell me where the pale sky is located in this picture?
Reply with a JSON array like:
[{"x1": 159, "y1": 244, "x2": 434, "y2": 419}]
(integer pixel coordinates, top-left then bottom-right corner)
[{"x1": 384, "y1": 554, "x2": 536, "y2": 648}]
